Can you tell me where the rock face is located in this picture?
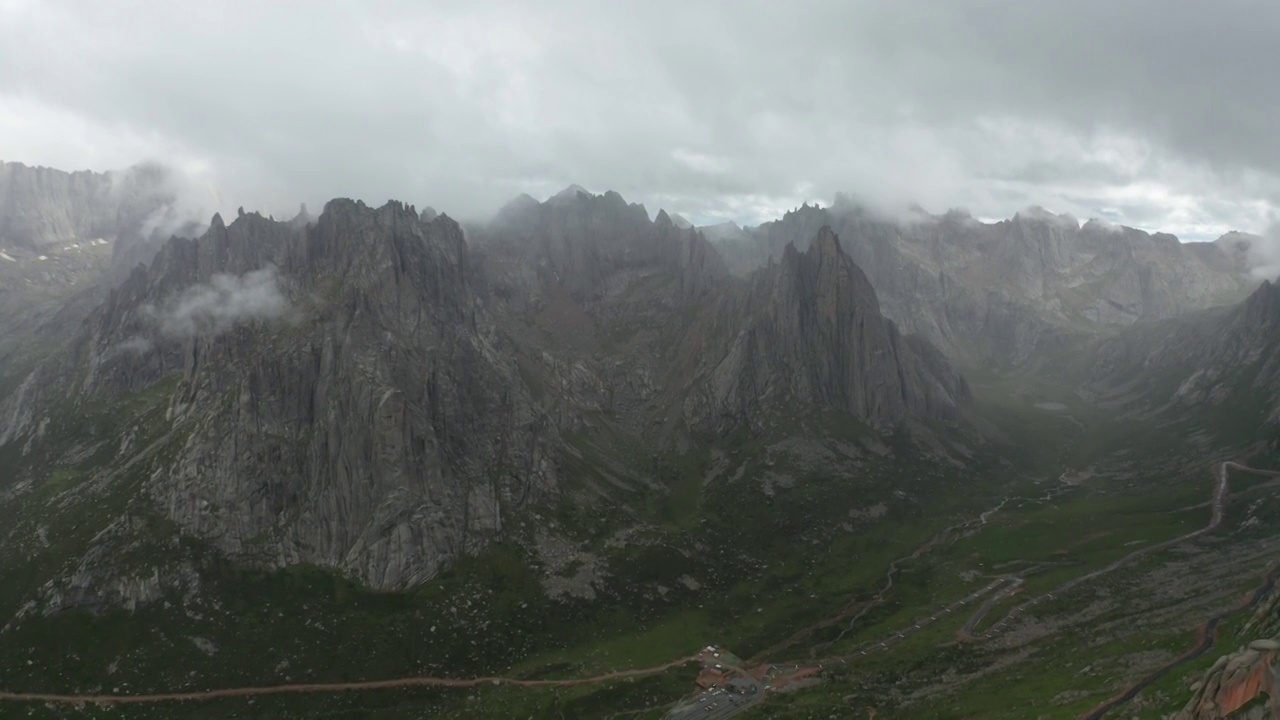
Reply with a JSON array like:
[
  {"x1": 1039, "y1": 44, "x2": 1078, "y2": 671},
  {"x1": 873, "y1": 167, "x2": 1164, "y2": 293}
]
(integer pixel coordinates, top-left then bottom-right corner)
[
  {"x1": 0, "y1": 230, "x2": 116, "y2": 383},
  {"x1": 2, "y1": 187, "x2": 970, "y2": 599},
  {"x1": 0, "y1": 161, "x2": 184, "y2": 251},
  {"x1": 471, "y1": 187, "x2": 736, "y2": 443},
  {"x1": 0, "y1": 161, "x2": 208, "y2": 393},
  {"x1": 481, "y1": 187, "x2": 727, "y2": 305},
  {"x1": 709, "y1": 199, "x2": 1258, "y2": 367},
  {"x1": 681, "y1": 227, "x2": 969, "y2": 436},
  {"x1": 1082, "y1": 280, "x2": 1280, "y2": 423},
  {"x1": 669, "y1": 213, "x2": 694, "y2": 229}
]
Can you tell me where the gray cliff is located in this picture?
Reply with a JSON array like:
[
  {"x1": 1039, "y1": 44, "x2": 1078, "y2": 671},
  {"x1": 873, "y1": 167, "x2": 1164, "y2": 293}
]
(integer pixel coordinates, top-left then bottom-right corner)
[
  {"x1": 682, "y1": 227, "x2": 969, "y2": 436},
  {"x1": 0, "y1": 160, "x2": 184, "y2": 251}
]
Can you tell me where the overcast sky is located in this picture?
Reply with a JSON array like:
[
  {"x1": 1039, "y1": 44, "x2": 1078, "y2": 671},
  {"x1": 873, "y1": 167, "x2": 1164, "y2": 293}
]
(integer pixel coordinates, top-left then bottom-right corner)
[{"x1": 2, "y1": 0, "x2": 1279, "y2": 239}]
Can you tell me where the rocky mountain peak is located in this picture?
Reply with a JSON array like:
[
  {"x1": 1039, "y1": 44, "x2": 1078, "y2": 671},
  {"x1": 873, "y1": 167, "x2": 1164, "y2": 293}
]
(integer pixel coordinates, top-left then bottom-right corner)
[
  {"x1": 1080, "y1": 218, "x2": 1124, "y2": 234},
  {"x1": 1242, "y1": 278, "x2": 1280, "y2": 329},
  {"x1": 831, "y1": 191, "x2": 863, "y2": 211},
  {"x1": 1014, "y1": 205, "x2": 1080, "y2": 230},
  {"x1": 288, "y1": 203, "x2": 312, "y2": 228},
  {"x1": 549, "y1": 184, "x2": 591, "y2": 204},
  {"x1": 480, "y1": 187, "x2": 713, "y2": 304},
  {"x1": 685, "y1": 226, "x2": 968, "y2": 436},
  {"x1": 808, "y1": 225, "x2": 843, "y2": 259},
  {"x1": 771, "y1": 226, "x2": 885, "y2": 338},
  {"x1": 1216, "y1": 230, "x2": 1259, "y2": 251},
  {"x1": 493, "y1": 193, "x2": 540, "y2": 224},
  {"x1": 699, "y1": 220, "x2": 746, "y2": 244}
]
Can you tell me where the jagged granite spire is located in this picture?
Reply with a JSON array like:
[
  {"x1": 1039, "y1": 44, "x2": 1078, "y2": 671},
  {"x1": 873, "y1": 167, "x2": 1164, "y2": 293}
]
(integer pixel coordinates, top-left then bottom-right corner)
[{"x1": 683, "y1": 226, "x2": 969, "y2": 435}]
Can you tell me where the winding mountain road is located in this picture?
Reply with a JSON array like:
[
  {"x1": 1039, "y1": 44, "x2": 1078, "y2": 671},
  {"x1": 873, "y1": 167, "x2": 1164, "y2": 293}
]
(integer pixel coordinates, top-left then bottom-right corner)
[
  {"x1": 811, "y1": 482, "x2": 1071, "y2": 657},
  {"x1": 962, "y1": 461, "x2": 1278, "y2": 642},
  {"x1": 1073, "y1": 462, "x2": 1280, "y2": 719}
]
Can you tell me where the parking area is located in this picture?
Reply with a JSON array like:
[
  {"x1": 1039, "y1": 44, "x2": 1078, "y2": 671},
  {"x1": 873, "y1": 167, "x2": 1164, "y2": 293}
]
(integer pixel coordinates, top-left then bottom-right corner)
[{"x1": 666, "y1": 683, "x2": 758, "y2": 720}]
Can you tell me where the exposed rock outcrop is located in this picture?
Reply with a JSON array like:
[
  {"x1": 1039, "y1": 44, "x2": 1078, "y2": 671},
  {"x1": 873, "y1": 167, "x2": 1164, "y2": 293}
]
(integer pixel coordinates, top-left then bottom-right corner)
[
  {"x1": 1174, "y1": 643, "x2": 1279, "y2": 719},
  {"x1": 1173, "y1": 582, "x2": 1280, "y2": 719},
  {"x1": 682, "y1": 227, "x2": 969, "y2": 435}
]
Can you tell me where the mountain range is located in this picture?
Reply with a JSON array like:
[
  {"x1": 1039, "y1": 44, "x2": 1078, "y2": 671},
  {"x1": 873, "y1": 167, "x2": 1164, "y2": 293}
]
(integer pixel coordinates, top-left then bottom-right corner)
[
  {"x1": 2, "y1": 165, "x2": 1280, "y2": 718},
  {"x1": 707, "y1": 196, "x2": 1262, "y2": 367},
  {"x1": 1, "y1": 186, "x2": 975, "y2": 597}
]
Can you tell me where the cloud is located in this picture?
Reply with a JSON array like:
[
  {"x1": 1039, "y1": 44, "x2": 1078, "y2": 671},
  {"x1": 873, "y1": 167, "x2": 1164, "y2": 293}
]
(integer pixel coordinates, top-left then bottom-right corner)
[
  {"x1": 1247, "y1": 225, "x2": 1280, "y2": 281},
  {"x1": 1082, "y1": 218, "x2": 1126, "y2": 234},
  {"x1": 136, "y1": 191, "x2": 215, "y2": 243},
  {"x1": 109, "y1": 335, "x2": 153, "y2": 357},
  {"x1": 1016, "y1": 206, "x2": 1079, "y2": 231},
  {"x1": 152, "y1": 267, "x2": 287, "y2": 337},
  {"x1": 1, "y1": 1, "x2": 1280, "y2": 237},
  {"x1": 103, "y1": 161, "x2": 219, "y2": 241}
]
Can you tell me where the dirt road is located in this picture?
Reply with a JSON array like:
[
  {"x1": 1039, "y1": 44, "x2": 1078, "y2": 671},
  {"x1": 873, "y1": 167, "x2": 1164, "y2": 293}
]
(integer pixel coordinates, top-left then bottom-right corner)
[
  {"x1": 809, "y1": 483, "x2": 1070, "y2": 657},
  {"x1": 0, "y1": 656, "x2": 698, "y2": 706},
  {"x1": 962, "y1": 461, "x2": 1280, "y2": 641}
]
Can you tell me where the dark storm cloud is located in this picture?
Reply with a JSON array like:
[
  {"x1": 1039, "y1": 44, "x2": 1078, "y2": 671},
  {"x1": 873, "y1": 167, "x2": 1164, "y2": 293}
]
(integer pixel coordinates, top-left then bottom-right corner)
[{"x1": 1, "y1": 0, "x2": 1278, "y2": 236}]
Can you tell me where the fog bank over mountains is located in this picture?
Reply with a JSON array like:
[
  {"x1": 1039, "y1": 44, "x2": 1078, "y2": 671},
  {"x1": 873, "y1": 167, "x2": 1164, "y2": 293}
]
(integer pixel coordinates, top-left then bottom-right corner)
[
  {"x1": 4, "y1": 157, "x2": 1270, "y2": 382},
  {"x1": 7, "y1": 3, "x2": 1280, "y2": 240},
  {"x1": 5, "y1": 157, "x2": 1273, "y2": 255}
]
